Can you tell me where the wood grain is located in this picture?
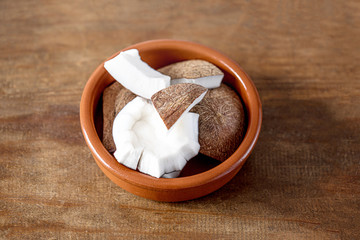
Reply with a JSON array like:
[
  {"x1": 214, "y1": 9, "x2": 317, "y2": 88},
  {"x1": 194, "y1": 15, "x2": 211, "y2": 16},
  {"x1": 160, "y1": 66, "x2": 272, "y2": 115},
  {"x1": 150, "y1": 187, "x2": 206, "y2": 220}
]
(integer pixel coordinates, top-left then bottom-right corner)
[{"x1": 1, "y1": 0, "x2": 359, "y2": 239}]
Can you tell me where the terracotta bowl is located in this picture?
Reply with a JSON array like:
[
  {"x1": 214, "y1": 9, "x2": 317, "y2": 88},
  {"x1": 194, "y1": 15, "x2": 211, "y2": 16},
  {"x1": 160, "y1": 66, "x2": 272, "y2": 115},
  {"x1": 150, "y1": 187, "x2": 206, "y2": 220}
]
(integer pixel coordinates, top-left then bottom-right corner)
[{"x1": 80, "y1": 39, "x2": 262, "y2": 202}]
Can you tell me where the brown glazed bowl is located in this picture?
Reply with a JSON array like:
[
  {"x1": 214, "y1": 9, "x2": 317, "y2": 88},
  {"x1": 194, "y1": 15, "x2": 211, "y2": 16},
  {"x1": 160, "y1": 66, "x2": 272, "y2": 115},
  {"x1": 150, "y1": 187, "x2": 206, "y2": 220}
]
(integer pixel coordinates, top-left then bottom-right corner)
[{"x1": 80, "y1": 39, "x2": 262, "y2": 202}]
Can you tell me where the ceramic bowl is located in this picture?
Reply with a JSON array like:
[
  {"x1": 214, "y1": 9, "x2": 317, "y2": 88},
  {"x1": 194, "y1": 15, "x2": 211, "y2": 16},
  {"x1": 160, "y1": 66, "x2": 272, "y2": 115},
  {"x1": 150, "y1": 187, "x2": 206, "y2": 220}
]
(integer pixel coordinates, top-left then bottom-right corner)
[{"x1": 80, "y1": 39, "x2": 262, "y2": 202}]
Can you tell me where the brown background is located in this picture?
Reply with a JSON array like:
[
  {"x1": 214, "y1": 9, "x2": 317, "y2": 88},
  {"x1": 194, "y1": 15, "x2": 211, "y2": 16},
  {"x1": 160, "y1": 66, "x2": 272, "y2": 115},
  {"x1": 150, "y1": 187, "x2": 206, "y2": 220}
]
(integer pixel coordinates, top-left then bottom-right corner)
[{"x1": 1, "y1": 0, "x2": 359, "y2": 239}]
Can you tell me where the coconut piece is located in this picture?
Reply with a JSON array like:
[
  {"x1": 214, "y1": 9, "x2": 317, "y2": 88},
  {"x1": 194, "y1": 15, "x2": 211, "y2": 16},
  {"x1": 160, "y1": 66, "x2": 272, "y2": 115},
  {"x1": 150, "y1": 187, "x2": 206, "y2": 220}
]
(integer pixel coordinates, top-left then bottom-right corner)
[
  {"x1": 151, "y1": 83, "x2": 207, "y2": 130},
  {"x1": 157, "y1": 60, "x2": 224, "y2": 89},
  {"x1": 191, "y1": 83, "x2": 246, "y2": 162},
  {"x1": 112, "y1": 97, "x2": 146, "y2": 170},
  {"x1": 161, "y1": 171, "x2": 181, "y2": 178},
  {"x1": 102, "y1": 81, "x2": 136, "y2": 152},
  {"x1": 137, "y1": 112, "x2": 200, "y2": 178},
  {"x1": 104, "y1": 49, "x2": 170, "y2": 99},
  {"x1": 112, "y1": 96, "x2": 200, "y2": 178}
]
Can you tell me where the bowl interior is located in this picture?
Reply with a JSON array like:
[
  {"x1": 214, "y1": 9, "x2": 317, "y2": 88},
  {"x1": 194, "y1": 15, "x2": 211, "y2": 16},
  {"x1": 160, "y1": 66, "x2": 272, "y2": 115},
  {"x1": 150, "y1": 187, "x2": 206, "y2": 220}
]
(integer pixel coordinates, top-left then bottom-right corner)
[{"x1": 95, "y1": 43, "x2": 247, "y2": 177}]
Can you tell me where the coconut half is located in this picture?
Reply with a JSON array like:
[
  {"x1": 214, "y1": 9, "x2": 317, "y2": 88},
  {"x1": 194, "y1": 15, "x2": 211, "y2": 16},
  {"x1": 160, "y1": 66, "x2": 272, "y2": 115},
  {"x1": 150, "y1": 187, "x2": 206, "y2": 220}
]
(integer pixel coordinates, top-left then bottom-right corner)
[
  {"x1": 104, "y1": 49, "x2": 171, "y2": 99},
  {"x1": 112, "y1": 96, "x2": 200, "y2": 178},
  {"x1": 151, "y1": 83, "x2": 207, "y2": 130},
  {"x1": 191, "y1": 83, "x2": 246, "y2": 162},
  {"x1": 157, "y1": 60, "x2": 224, "y2": 89},
  {"x1": 102, "y1": 81, "x2": 136, "y2": 152}
]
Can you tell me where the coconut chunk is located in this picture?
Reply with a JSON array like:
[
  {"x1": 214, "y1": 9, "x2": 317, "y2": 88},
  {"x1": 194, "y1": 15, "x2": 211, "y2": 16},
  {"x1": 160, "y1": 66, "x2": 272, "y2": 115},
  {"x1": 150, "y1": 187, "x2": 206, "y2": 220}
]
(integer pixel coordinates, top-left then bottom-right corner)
[
  {"x1": 102, "y1": 82, "x2": 136, "y2": 152},
  {"x1": 137, "y1": 112, "x2": 200, "y2": 178},
  {"x1": 112, "y1": 96, "x2": 200, "y2": 178},
  {"x1": 191, "y1": 83, "x2": 246, "y2": 162},
  {"x1": 157, "y1": 60, "x2": 224, "y2": 89},
  {"x1": 112, "y1": 97, "x2": 147, "y2": 169},
  {"x1": 104, "y1": 49, "x2": 170, "y2": 99},
  {"x1": 161, "y1": 171, "x2": 181, "y2": 178},
  {"x1": 170, "y1": 76, "x2": 222, "y2": 89},
  {"x1": 151, "y1": 83, "x2": 207, "y2": 130}
]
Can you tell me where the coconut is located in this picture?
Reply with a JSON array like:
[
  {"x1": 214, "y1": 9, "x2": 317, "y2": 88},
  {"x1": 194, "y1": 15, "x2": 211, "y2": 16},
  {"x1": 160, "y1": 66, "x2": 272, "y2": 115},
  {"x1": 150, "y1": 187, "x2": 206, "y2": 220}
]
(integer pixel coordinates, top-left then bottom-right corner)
[
  {"x1": 112, "y1": 97, "x2": 200, "y2": 178},
  {"x1": 104, "y1": 49, "x2": 170, "y2": 99},
  {"x1": 151, "y1": 83, "x2": 207, "y2": 130},
  {"x1": 102, "y1": 81, "x2": 136, "y2": 152},
  {"x1": 191, "y1": 83, "x2": 246, "y2": 162},
  {"x1": 157, "y1": 59, "x2": 224, "y2": 89}
]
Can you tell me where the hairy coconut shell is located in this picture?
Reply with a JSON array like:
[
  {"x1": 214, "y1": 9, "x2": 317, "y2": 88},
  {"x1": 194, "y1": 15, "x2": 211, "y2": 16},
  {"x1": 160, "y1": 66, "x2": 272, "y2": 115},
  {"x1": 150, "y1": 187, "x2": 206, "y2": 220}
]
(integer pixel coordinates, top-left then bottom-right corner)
[
  {"x1": 191, "y1": 83, "x2": 246, "y2": 162},
  {"x1": 151, "y1": 83, "x2": 207, "y2": 129},
  {"x1": 102, "y1": 81, "x2": 136, "y2": 152},
  {"x1": 158, "y1": 59, "x2": 223, "y2": 79}
]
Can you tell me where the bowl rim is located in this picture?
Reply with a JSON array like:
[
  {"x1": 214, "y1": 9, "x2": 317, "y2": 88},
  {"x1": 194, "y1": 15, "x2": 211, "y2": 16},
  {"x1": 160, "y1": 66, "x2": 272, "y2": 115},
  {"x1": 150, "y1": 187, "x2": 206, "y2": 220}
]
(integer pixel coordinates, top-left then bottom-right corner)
[{"x1": 80, "y1": 39, "x2": 262, "y2": 191}]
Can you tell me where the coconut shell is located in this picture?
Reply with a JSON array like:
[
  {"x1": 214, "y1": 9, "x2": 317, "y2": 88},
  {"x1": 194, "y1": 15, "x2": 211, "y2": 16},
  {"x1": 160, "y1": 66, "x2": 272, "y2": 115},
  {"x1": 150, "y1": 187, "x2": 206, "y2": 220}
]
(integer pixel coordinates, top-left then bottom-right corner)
[
  {"x1": 157, "y1": 59, "x2": 223, "y2": 79},
  {"x1": 102, "y1": 81, "x2": 136, "y2": 152},
  {"x1": 151, "y1": 83, "x2": 207, "y2": 129},
  {"x1": 191, "y1": 83, "x2": 246, "y2": 162}
]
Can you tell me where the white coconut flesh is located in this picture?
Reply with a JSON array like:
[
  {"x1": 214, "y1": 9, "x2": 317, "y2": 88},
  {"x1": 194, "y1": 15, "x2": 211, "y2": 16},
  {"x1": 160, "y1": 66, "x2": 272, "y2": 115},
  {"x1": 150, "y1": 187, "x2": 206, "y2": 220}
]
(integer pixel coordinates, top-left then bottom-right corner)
[
  {"x1": 161, "y1": 171, "x2": 181, "y2": 178},
  {"x1": 104, "y1": 49, "x2": 170, "y2": 99},
  {"x1": 170, "y1": 76, "x2": 222, "y2": 89},
  {"x1": 157, "y1": 59, "x2": 224, "y2": 89},
  {"x1": 112, "y1": 96, "x2": 200, "y2": 178}
]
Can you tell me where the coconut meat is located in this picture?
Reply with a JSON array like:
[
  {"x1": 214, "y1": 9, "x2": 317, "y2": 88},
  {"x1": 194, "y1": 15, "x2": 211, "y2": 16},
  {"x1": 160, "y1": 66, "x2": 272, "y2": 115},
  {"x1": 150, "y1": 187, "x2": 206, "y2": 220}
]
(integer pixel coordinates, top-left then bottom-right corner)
[
  {"x1": 104, "y1": 49, "x2": 170, "y2": 99},
  {"x1": 112, "y1": 97, "x2": 200, "y2": 178},
  {"x1": 170, "y1": 75, "x2": 223, "y2": 89}
]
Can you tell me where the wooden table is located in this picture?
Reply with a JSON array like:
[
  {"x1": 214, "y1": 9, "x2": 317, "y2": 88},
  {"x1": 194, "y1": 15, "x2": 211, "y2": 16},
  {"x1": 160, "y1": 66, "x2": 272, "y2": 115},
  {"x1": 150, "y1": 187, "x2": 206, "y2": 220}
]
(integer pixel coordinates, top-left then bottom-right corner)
[{"x1": 1, "y1": 1, "x2": 359, "y2": 239}]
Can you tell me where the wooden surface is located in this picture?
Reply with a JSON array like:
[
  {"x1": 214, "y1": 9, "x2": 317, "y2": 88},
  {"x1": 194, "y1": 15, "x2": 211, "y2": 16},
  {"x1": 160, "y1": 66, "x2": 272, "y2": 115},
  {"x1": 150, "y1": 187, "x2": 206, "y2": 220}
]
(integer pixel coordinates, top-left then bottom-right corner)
[{"x1": 1, "y1": 0, "x2": 359, "y2": 239}]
